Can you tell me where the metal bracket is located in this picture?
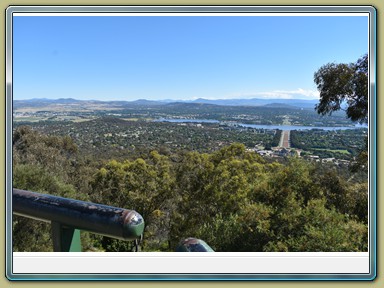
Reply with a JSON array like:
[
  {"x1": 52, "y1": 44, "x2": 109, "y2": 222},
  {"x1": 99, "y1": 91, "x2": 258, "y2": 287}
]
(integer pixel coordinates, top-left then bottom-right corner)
[{"x1": 52, "y1": 222, "x2": 82, "y2": 252}]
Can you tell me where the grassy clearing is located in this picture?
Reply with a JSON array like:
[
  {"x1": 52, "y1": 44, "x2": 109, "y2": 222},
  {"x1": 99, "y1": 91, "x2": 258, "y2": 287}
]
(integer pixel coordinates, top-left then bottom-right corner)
[
  {"x1": 13, "y1": 117, "x2": 47, "y2": 122},
  {"x1": 121, "y1": 118, "x2": 153, "y2": 122},
  {"x1": 282, "y1": 115, "x2": 292, "y2": 125},
  {"x1": 311, "y1": 148, "x2": 350, "y2": 154}
]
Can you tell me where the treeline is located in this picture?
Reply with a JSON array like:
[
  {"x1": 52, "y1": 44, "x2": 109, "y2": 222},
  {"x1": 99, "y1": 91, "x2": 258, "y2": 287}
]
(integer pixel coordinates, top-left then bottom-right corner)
[
  {"x1": 265, "y1": 129, "x2": 281, "y2": 150},
  {"x1": 14, "y1": 118, "x2": 274, "y2": 159},
  {"x1": 12, "y1": 126, "x2": 368, "y2": 252},
  {"x1": 290, "y1": 129, "x2": 367, "y2": 160}
]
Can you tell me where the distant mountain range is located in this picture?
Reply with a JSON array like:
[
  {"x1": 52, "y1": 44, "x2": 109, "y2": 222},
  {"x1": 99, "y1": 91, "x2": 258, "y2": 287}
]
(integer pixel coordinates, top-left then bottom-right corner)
[
  {"x1": 186, "y1": 98, "x2": 318, "y2": 108},
  {"x1": 13, "y1": 97, "x2": 319, "y2": 110}
]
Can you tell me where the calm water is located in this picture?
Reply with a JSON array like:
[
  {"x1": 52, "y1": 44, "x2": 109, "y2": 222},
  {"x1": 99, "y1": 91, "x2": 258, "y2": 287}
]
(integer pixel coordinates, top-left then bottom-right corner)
[
  {"x1": 155, "y1": 118, "x2": 366, "y2": 131},
  {"x1": 238, "y1": 123, "x2": 364, "y2": 131},
  {"x1": 155, "y1": 118, "x2": 220, "y2": 124}
]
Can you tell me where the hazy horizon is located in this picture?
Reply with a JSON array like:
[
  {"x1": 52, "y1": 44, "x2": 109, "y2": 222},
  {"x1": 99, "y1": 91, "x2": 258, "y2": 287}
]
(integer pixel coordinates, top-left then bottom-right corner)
[{"x1": 14, "y1": 95, "x2": 320, "y2": 102}]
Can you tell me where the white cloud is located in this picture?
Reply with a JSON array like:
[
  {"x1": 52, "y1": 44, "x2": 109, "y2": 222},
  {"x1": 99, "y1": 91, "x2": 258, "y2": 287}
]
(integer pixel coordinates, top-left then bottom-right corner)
[{"x1": 231, "y1": 88, "x2": 320, "y2": 100}]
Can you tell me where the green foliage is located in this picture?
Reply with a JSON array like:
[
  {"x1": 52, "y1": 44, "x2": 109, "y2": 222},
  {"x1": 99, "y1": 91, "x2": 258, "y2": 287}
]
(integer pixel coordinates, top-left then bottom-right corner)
[
  {"x1": 236, "y1": 202, "x2": 274, "y2": 251},
  {"x1": 12, "y1": 217, "x2": 53, "y2": 252},
  {"x1": 314, "y1": 54, "x2": 368, "y2": 124},
  {"x1": 12, "y1": 127, "x2": 95, "y2": 252},
  {"x1": 267, "y1": 129, "x2": 282, "y2": 149},
  {"x1": 284, "y1": 199, "x2": 368, "y2": 252},
  {"x1": 350, "y1": 135, "x2": 368, "y2": 173},
  {"x1": 195, "y1": 213, "x2": 240, "y2": 252},
  {"x1": 315, "y1": 171, "x2": 368, "y2": 224},
  {"x1": 12, "y1": 164, "x2": 93, "y2": 252},
  {"x1": 12, "y1": 127, "x2": 368, "y2": 252},
  {"x1": 91, "y1": 151, "x2": 175, "y2": 251},
  {"x1": 290, "y1": 129, "x2": 367, "y2": 160},
  {"x1": 191, "y1": 203, "x2": 273, "y2": 252},
  {"x1": 13, "y1": 164, "x2": 80, "y2": 199},
  {"x1": 314, "y1": 55, "x2": 368, "y2": 173},
  {"x1": 169, "y1": 145, "x2": 367, "y2": 252}
]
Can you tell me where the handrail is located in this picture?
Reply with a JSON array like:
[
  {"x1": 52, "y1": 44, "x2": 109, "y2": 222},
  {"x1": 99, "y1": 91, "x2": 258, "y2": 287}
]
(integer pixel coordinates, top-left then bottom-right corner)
[
  {"x1": 12, "y1": 189, "x2": 214, "y2": 252},
  {"x1": 13, "y1": 189, "x2": 145, "y2": 242}
]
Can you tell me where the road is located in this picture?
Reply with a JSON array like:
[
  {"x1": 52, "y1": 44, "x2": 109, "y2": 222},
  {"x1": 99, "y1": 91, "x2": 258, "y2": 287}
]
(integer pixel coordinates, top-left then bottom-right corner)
[{"x1": 279, "y1": 130, "x2": 291, "y2": 148}]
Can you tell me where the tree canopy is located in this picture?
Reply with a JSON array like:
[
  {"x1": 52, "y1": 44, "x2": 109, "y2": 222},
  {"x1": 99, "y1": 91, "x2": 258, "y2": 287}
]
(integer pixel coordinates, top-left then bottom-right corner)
[
  {"x1": 12, "y1": 127, "x2": 368, "y2": 252},
  {"x1": 314, "y1": 54, "x2": 368, "y2": 124}
]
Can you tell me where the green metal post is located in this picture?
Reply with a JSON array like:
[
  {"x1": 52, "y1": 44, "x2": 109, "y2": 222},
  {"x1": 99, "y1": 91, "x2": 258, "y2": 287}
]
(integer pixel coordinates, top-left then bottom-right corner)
[{"x1": 52, "y1": 222, "x2": 82, "y2": 252}]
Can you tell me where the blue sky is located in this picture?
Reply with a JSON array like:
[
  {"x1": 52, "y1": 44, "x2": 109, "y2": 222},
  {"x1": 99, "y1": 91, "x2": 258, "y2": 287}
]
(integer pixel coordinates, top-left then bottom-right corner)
[{"x1": 13, "y1": 14, "x2": 368, "y2": 101}]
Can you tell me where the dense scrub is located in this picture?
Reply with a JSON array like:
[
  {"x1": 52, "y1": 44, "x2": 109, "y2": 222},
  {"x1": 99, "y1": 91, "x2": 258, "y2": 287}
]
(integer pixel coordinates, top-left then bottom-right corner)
[{"x1": 12, "y1": 126, "x2": 368, "y2": 252}]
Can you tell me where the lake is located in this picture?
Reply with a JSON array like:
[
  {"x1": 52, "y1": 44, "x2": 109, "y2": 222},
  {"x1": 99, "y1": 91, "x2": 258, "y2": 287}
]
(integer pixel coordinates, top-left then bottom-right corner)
[
  {"x1": 155, "y1": 118, "x2": 367, "y2": 131},
  {"x1": 154, "y1": 118, "x2": 220, "y2": 124}
]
